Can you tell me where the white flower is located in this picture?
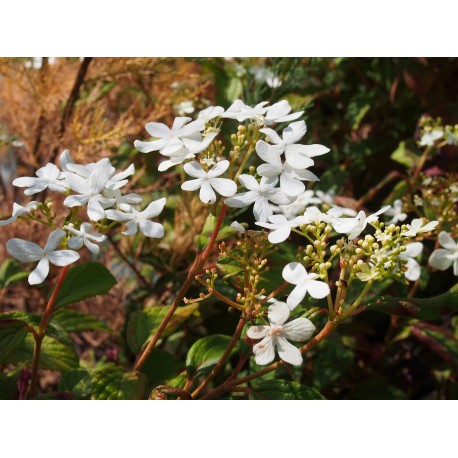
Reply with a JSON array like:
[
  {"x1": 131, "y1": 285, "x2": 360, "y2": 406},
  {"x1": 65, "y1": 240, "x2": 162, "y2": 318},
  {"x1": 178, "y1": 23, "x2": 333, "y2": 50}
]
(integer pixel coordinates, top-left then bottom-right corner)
[
  {"x1": 356, "y1": 264, "x2": 380, "y2": 282},
  {"x1": 315, "y1": 189, "x2": 357, "y2": 217},
  {"x1": 64, "y1": 223, "x2": 107, "y2": 255},
  {"x1": 301, "y1": 206, "x2": 343, "y2": 226},
  {"x1": 198, "y1": 106, "x2": 225, "y2": 122},
  {"x1": 272, "y1": 190, "x2": 321, "y2": 219},
  {"x1": 282, "y1": 262, "x2": 331, "y2": 309},
  {"x1": 13, "y1": 163, "x2": 67, "y2": 195},
  {"x1": 260, "y1": 121, "x2": 330, "y2": 169},
  {"x1": 63, "y1": 167, "x2": 114, "y2": 221},
  {"x1": 102, "y1": 188, "x2": 143, "y2": 212},
  {"x1": 251, "y1": 67, "x2": 283, "y2": 89},
  {"x1": 6, "y1": 230, "x2": 80, "y2": 285},
  {"x1": 174, "y1": 101, "x2": 194, "y2": 116},
  {"x1": 134, "y1": 117, "x2": 205, "y2": 156},
  {"x1": 419, "y1": 129, "x2": 443, "y2": 146},
  {"x1": 221, "y1": 100, "x2": 269, "y2": 122},
  {"x1": 263, "y1": 100, "x2": 303, "y2": 126},
  {"x1": 400, "y1": 242, "x2": 423, "y2": 281},
  {"x1": 256, "y1": 214, "x2": 305, "y2": 243},
  {"x1": 224, "y1": 175, "x2": 292, "y2": 222},
  {"x1": 0, "y1": 201, "x2": 39, "y2": 226},
  {"x1": 105, "y1": 197, "x2": 166, "y2": 238},
  {"x1": 247, "y1": 301, "x2": 315, "y2": 366},
  {"x1": 181, "y1": 160, "x2": 237, "y2": 204},
  {"x1": 429, "y1": 231, "x2": 458, "y2": 276},
  {"x1": 332, "y1": 206, "x2": 391, "y2": 240},
  {"x1": 385, "y1": 199, "x2": 407, "y2": 225},
  {"x1": 402, "y1": 219, "x2": 439, "y2": 237},
  {"x1": 256, "y1": 140, "x2": 319, "y2": 197}
]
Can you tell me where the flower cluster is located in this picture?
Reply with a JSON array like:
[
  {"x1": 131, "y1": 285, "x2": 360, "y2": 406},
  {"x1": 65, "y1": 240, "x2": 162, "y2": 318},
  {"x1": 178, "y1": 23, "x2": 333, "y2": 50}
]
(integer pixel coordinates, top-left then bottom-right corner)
[{"x1": 3, "y1": 150, "x2": 166, "y2": 284}]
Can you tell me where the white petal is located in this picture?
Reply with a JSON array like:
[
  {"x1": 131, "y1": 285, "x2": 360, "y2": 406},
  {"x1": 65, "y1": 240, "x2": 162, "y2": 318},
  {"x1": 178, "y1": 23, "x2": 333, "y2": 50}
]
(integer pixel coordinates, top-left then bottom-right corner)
[
  {"x1": 12, "y1": 177, "x2": 40, "y2": 188},
  {"x1": 105, "y1": 209, "x2": 133, "y2": 222},
  {"x1": 238, "y1": 174, "x2": 260, "y2": 191},
  {"x1": 123, "y1": 220, "x2": 139, "y2": 236},
  {"x1": 282, "y1": 262, "x2": 307, "y2": 285},
  {"x1": 225, "y1": 191, "x2": 257, "y2": 208},
  {"x1": 268, "y1": 226, "x2": 291, "y2": 244},
  {"x1": 256, "y1": 140, "x2": 282, "y2": 165},
  {"x1": 134, "y1": 139, "x2": 164, "y2": 154},
  {"x1": 404, "y1": 242, "x2": 423, "y2": 258},
  {"x1": 139, "y1": 220, "x2": 164, "y2": 238},
  {"x1": 280, "y1": 172, "x2": 305, "y2": 197},
  {"x1": 284, "y1": 146, "x2": 315, "y2": 169},
  {"x1": 29, "y1": 258, "x2": 50, "y2": 285},
  {"x1": 63, "y1": 194, "x2": 90, "y2": 208},
  {"x1": 429, "y1": 249, "x2": 454, "y2": 271},
  {"x1": 405, "y1": 258, "x2": 421, "y2": 281},
  {"x1": 44, "y1": 229, "x2": 66, "y2": 252},
  {"x1": 68, "y1": 237, "x2": 84, "y2": 250},
  {"x1": 276, "y1": 337, "x2": 303, "y2": 366},
  {"x1": 47, "y1": 250, "x2": 80, "y2": 266},
  {"x1": 283, "y1": 121, "x2": 306, "y2": 144},
  {"x1": 306, "y1": 279, "x2": 330, "y2": 299},
  {"x1": 439, "y1": 231, "x2": 457, "y2": 250},
  {"x1": 253, "y1": 336, "x2": 275, "y2": 365},
  {"x1": 267, "y1": 301, "x2": 290, "y2": 326},
  {"x1": 65, "y1": 172, "x2": 88, "y2": 194},
  {"x1": 83, "y1": 238, "x2": 100, "y2": 255},
  {"x1": 210, "y1": 178, "x2": 237, "y2": 197},
  {"x1": 208, "y1": 160, "x2": 230, "y2": 178},
  {"x1": 160, "y1": 138, "x2": 184, "y2": 156},
  {"x1": 199, "y1": 181, "x2": 217, "y2": 204},
  {"x1": 145, "y1": 122, "x2": 170, "y2": 138},
  {"x1": 259, "y1": 127, "x2": 283, "y2": 145},
  {"x1": 257, "y1": 163, "x2": 282, "y2": 177},
  {"x1": 87, "y1": 196, "x2": 106, "y2": 221},
  {"x1": 286, "y1": 284, "x2": 308, "y2": 309},
  {"x1": 184, "y1": 161, "x2": 206, "y2": 178},
  {"x1": 253, "y1": 197, "x2": 273, "y2": 223},
  {"x1": 282, "y1": 318, "x2": 316, "y2": 342},
  {"x1": 181, "y1": 178, "x2": 204, "y2": 192},
  {"x1": 246, "y1": 325, "x2": 270, "y2": 340},
  {"x1": 6, "y1": 238, "x2": 43, "y2": 262},
  {"x1": 140, "y1": 197, "x2": 166, "y2": 219}
]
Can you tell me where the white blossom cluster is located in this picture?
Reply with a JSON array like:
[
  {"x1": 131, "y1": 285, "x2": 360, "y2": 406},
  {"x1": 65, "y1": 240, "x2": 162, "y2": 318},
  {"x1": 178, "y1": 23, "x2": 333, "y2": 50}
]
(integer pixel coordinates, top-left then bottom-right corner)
[{"x1": 3, "y1": 149, "x2": 166, "y2": 285}]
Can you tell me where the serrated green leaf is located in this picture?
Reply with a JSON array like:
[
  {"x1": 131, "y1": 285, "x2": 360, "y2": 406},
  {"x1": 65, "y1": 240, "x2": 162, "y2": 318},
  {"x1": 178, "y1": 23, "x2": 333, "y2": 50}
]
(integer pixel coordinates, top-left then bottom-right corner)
[
  {"x1": 186, "y1": 334, "x2": 234, "y2": 378},
  {"x1": 91, "y1": 368, "x2": 147, "y2": 400},
  {"x1": 0, "y1": 322, "x2": 28, "y2": 361},
  {"x1": 51, "y1": 309, "x2": 111, "y2": 333},
  {"x1": 53, "y1": 262, "x2": 117, "y2": 309},
  {"x1": 3, "y1": 333, "x2": 79, "y2": 372},
  {"x1": 0, "y1": 259, "x2": 28, "y2": 288},
  {"x1": 250, "y1": 379, "x2": 325, "y2": 400},
  {"x1": 59, "y1": 368, "x2": 92, "y2": 398},
  {"x1": 126, "y1": 304, "x2": 198, "y2": 354}
]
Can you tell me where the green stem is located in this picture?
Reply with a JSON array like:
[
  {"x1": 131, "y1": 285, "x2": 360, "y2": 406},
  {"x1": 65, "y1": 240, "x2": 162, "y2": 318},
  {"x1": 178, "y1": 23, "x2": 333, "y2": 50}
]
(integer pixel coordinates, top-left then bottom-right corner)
[
  {"x1": 29, "y1": 265, "x2": 70, "y2": 399},
  {"x1": 133, "y1": 204, "x2": 228, "y2": 372}
]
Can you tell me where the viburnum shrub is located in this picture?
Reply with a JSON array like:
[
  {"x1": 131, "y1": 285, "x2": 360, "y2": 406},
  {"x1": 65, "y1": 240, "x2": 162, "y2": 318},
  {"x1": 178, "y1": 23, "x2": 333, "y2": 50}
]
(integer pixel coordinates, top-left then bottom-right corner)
[{"x1": 2, "y1": 98, "x2": 456, "y2": 400}]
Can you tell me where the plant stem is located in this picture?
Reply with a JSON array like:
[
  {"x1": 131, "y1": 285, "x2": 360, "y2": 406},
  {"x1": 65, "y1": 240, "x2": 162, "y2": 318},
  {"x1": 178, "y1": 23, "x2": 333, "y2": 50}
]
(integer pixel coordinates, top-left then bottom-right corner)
[
  {"x1": 133, "y1": 204, "x2": 228, "y2": 372},
  {"x1": 200, "y1": 320, "x2": 338, "y2": 400},
  {"x1": 413, "y1": 146, "x2": 432, "y2": 179},
  {"x1": 191, "y1": 313, "x2": 247, "y2": 399},
  {"x1": 29, "y1": 265, "x2": 70, "y2": 399}
]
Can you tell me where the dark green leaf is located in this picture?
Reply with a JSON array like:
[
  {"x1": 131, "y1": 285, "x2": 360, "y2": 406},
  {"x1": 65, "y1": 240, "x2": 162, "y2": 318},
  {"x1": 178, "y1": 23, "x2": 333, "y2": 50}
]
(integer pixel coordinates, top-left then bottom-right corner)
[
  {"x1": 250, "y1": 379, "x2": 325, "y2": 400},
  {"x1": 0, "y1": 260, "x2": 28, "y2": 288},
  {"x1": 0, "y1": 372, "x2": 18, "y2": 400},
  {"x1": 126, "y1": 304, "x2": 198, "y2": 353},
  {"x1": 0, "y1": 322, "x2": 28, "y2": 361},
  {"x1": 363, "y1": 283, "x2": 458, "y2": 320},
  {"x1": 138, "y1": 350, "x2": 182, "y2": 389},
  {"x1": 59, "y1": 368, "x2": 92, "y2": 398},
  {"x1": 53, "y1": 262, "x2": 117, "y2": 309},
  {"x1": 51, "y1": 309, "x2": 111, "y2": 333},
  {"x1": 186, "y1": 334, "x2": 234, "y2": 378},
  {"x1": 91, "y1": 368, "x2": 147, "y2": 400}
]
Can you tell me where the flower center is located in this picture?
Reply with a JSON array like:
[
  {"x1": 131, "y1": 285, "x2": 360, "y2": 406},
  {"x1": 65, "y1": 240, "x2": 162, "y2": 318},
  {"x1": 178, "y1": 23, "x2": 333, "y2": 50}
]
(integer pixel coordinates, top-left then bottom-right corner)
[{"x1": 267, "y1": 325, "x2": 283, "y2": 336}]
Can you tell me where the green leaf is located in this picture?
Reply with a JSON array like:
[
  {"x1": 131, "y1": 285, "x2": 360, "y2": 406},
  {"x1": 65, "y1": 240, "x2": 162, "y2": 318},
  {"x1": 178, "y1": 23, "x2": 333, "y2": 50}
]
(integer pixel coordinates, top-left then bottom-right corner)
[
  {"x1": 91, "y1": 368, "x2": 147, "y2": 400},
  {"x1": 59, "y1": 368, "x2": 92, "y2": 398},
  {"x1": 138, "y1": 350, "x2": 182, "y2": 389},
  {"x1": 51, "y1": 309, "x2": 111, "y2": 333},
  {"x1": 363, "y1": 283, "x2": 458, "y2": 320},
  {"x1": 0, "y1": 259, "x2": 28, "y2": 288},
  {"x1": 0, "y1": 322, "x2": 28, "y2": 361},
  {"x1": 195, "y1": 212, "x2": 216, "y2": 251},
  {"x1": 53, "y1": 262, "x2": 117, "y2": 309},
  {"x1": 126, "y1": 304, "x2": 198, "y2": 354},
  {"x1": 312, "y1": 335, "x2": 354, "y2": 391},
  {"x1": 0, "y1": 372, "x2": 18, "y2": 400},
  {"x1": 186, "y1": 334, "x2": 234, "y2": 378},
  {"x1": 390, "y1": 140, "x2": 418, "y2": 168},
  {"x1": 250, "y1": 379, "x2": 325, "y2": 400},
  {"x1": 2, "y1": 333, "x2": 79, "y2": 372}
]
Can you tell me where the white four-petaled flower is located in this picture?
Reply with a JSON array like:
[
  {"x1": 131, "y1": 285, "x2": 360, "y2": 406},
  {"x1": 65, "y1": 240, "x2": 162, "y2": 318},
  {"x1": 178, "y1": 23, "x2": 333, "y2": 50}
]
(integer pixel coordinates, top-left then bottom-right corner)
[
  {"x1": 282, "y1": 262, "x2": 330, "y2": 309},
  {"x1": 181, "y1": 160, "x2": 237, "y2": 204},
  {"x1": 385, "y1": 199, "x2": 407, "y2": 225},
  {"x1": 64, "y1": 223, "x2": 107, "y2": 255},
  {"x1": 429, "y1": 231, "x2": 458, "y2": 276},
  {"x1": 402, "y1": 219, "x2": 439, "y2": 238},
  {"x1": 0, "y1": 201, "x2": 39, "y2": 226},
  {"x1": 247, "y1": 301, "x2": 315, "y2": 366},
  {"x1": 224, "y1": 175, "x2": 292, "y2": 222},
  {"x1": 13, "y1": 163, "x2": 67, "y2": 195},
  {"x1": 6, "y1": 230, "x2": 80, "y2": 285}
]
